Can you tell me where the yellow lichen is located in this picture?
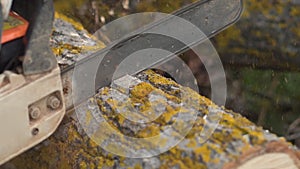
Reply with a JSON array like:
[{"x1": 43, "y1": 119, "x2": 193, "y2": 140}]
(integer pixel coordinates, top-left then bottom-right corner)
[{"x1": 55, "y1": 12, "x2": 85, "y2": 31}]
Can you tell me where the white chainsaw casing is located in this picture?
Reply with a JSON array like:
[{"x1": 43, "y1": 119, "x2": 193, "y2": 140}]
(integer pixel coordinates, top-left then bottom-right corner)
[{"x1": 0, "y1": 68, "x2": 65, "y2": 165}]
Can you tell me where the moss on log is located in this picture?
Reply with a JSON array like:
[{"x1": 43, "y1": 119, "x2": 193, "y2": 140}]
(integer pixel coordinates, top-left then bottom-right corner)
[
  {"x1": 51, "y1": 12, "x2": 105, "y2": 67},
  {"x1": 2, "y1": 70, "x2": 300, "y2": 169}
]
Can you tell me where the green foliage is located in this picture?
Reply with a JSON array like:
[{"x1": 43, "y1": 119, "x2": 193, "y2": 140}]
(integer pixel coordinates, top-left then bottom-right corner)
[{"x1": 234, "y1": 68, "x2": 300, "y2": 136}]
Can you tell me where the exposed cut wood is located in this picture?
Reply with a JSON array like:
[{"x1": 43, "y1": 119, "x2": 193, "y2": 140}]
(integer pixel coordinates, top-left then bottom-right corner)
[{"x1": 238, "y1": 153, "x2": 297, "y2": 169}]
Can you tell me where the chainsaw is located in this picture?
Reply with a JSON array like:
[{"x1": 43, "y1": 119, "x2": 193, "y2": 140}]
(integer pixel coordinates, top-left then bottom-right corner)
[{"x1": 0, "y1": 0, "x2": 243, "y2": 165}]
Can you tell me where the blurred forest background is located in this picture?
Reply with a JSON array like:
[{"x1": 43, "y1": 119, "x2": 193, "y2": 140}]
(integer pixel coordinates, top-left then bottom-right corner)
[{"x1": 53, "y1": 0, "x2": 300, "y2": 146}]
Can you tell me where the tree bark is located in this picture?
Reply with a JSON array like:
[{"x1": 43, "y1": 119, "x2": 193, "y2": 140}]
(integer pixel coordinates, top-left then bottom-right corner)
[{"x1": 2, "y1": 70, "x2": 300, "y2": 169}]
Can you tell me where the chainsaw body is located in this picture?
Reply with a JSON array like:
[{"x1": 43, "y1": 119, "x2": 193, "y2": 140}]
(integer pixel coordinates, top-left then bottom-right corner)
[{"x1": 0, "y1": 0, "x2": 65, "y2": 165}]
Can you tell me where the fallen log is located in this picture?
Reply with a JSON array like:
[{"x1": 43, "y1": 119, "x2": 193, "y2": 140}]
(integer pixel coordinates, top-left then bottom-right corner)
[
  {"x1": 2, "y1": 11, "x2": 300, "y2": 169},
  {"x1": 2, "y1": 69, "x2": 300, "y2": 169}
]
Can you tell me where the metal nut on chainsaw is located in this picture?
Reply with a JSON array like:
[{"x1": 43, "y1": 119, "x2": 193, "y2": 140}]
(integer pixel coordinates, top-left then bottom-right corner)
[
  {"x1": 29, "y1": 106, "x2": 41, "y2": 120},
  {"x1": 47, "y1": 96, "x2": 61, "y2": 110}
]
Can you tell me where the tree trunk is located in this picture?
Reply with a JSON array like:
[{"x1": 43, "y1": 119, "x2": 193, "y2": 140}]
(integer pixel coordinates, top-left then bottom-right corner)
[{"x1": 2, "y1": 70, "x2": 300, "y2": 169}]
